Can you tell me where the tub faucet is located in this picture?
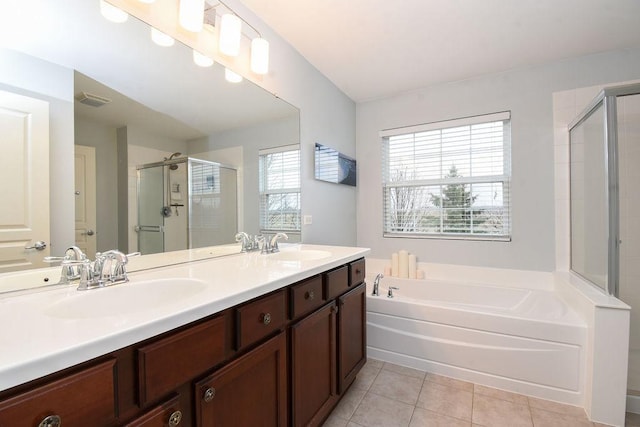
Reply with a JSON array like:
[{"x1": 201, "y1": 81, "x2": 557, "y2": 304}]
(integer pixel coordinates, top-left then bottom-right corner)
[
  {"x1": 387, "y1": 286, "x2": 399, "y2": 298},
  {"x1": 372, "y1": 273, "x2": 383, "y2": 296}
]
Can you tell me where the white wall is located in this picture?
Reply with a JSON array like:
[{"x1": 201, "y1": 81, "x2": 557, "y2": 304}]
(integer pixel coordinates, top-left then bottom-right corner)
[
  {"x1": 356, "y1": 47, "x2": 640, "y2": 271},
  {"x1": 75, "y1": 115, "x2": 119, "y2": 252},
  {"x1": 221, "y1": 0, "x2": 358, "y2": 246}
]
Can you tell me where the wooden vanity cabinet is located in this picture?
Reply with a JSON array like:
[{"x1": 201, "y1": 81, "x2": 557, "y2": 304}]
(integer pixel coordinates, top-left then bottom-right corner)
[
  {"x1": 194, "y1": 332, "x2": 288, "y2": 427},
  {"x1": 337, "y1": 282, "x2": 367, "y2": 393},
  {"x1": 290, "y1": 302, "x2": 338, "y2": 427},
  {"x1": 0, "y1": 258, "x2": 367, "y2": 427}
]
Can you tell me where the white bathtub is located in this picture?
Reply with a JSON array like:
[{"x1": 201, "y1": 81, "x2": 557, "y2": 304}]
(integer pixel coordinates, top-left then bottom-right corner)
[{"x1": 366, "y1": 275, "x2": 588, "y2": 405}]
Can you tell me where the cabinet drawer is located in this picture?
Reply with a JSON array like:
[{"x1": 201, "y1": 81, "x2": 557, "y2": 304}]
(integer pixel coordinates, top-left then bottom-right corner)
[
  {"x1": 349, "y1": 259, "x2": 366, "y2": 286},
  {"x1": 138, "y1": 315, "x2": 229, "y2": 406},
  {"x1": 0, "y1": 359, "x2": 116, "y2": 427},
  {"x1": 324, "y1": 265, "x2": 349, "y2": 300},
  {"x1": 124, "y1": 395, "x2": 183, "y2": 427},
  {"x1": 236, "y1": 290, "x2": 286, "y2": 350},
  {"x1": 290, "y1": 275, "x2": 324, "y2": 320}
]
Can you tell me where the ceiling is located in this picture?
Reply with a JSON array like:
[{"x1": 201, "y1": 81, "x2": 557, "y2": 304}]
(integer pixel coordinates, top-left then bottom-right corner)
[{"x1": 240, "y1": 0, "x2": 640, "y2": 102}]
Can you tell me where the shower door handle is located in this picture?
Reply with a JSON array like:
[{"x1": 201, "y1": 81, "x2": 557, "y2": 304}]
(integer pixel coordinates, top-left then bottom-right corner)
[{"x1": 135, "y1": 225, "x2": 164, "y2": 233}]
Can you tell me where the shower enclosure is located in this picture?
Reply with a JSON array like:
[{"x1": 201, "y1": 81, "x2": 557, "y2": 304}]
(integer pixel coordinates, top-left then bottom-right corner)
[
  {"x1": 136, "y1": 157, "x2": 237, "y2": 255},
  {"x1": 568, "y1": 83, "x2": 640, "y2": 412}
]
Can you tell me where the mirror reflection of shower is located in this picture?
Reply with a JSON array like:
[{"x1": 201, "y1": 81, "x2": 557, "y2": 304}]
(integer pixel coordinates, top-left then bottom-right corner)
[{"x1": 136, "y1": 157, "x2": 238, "y2": 255}]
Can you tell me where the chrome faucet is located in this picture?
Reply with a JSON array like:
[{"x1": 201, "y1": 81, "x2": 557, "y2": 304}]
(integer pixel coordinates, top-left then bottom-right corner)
[
  {"x1": 55, "y1": 249, "x2": 140, "y2": 291},
  {"x1": 269, "y1": 233, "x2": 288, "y2": 253},
  {"x1": 44, "y1": 246, "x2": 87, "y2": 284},
  {"x1": 261, "y1": 232, "x2": 288, "y2": 254},
  {"x1": 387, "y1": 286, "x2": 399, "y2": 298},
  {"x1": 235, "y1": 232, "x2": 263, "y2": 252},
  {"x1": 372, "y1": 273, "x2": 383, "y2": 296}
]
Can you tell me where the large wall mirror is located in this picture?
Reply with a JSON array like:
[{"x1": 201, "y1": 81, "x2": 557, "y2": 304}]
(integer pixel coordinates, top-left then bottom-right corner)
[{"x1": 0, "y1": 0, "x2": 300, "y2": 274}]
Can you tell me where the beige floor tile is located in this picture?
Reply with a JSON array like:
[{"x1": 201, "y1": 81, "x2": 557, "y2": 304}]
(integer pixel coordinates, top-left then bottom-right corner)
[
  {"x1": 409, "y1": 407, "x2": 471, "y2": 427},
  {"x1": 473, "y1": 384, "x2": 529, "y2": 405},
  {"x1": 331, "y1": 386, "x2": 367, "y2": 420},
  {"x1": 383, "y1": 362, "x2": 427, "y2": 380},
  {"x1": 528, "y1": 396, "x2": 588, "y2": 420},
  {"x1": 347, "y1": 423, "x2": 366, "y2": 427},
  {"x1": 350, "y1": 392, "x2": 414, "y2": 427},
  {"x1": 366, "y1": 358, "x2": 385, "y2": 369},
  {"x1": 530, "y1": 407, "x2": 593, "y2": 427},
  {"x1": 424, "y1": 372, "x2": 474, "y2": 392},
  {"x1": 352, "y1": 363, "x2": 382, "y2": 391},
  {"x1": 369, "y1": 370, "x2": 424, "y2": 405},
  {"x1": 472, "y1": 394, "x2": 532, "y2": 427},
  {"x1": 417, "y1": 381, "x2": 473, "y2": 421},
  {"x1": 322, "y1": 413, "x2": 349, "y2": 427}
]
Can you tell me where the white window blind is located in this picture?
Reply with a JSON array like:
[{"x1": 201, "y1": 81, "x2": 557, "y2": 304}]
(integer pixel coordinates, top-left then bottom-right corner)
[
  {"x1": 259, "y1": 145, "x2": 301, "y2": 232},
  {"x1": 381, "y1": 112, "x2": 511, "y2": 240}
]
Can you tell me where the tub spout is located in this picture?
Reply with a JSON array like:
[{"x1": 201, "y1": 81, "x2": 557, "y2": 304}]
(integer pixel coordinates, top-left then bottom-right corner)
[{"x1": 372, "y1": 273, "x2": 383, "y2": 296}]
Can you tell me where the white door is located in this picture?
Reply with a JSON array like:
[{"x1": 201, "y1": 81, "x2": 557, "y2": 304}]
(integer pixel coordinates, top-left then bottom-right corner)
[
  {"x1": 75, "y1": 145, "x2": 97, "y2": 258},
  {"x1": 0, "y1": 89, "x2": 50, "y2": 272}
]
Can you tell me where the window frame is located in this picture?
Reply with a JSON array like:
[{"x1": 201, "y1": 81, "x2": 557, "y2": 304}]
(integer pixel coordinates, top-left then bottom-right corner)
[
  {"x1": 258, "y1": 144, "x2": 301, "y2": 234},
  {"x1": 380, "y1": 112, "x2": 512, "y2": 241}
]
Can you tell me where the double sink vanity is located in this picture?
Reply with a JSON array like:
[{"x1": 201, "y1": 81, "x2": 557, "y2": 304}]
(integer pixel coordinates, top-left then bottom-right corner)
[{"x1": 0, "y1": 244, "x2": 369, "y2": 426}]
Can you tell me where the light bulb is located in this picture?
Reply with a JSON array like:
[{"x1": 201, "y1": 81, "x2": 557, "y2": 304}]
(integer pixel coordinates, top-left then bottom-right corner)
[
  {"x1": 100, "y1": 0, "x2": 128, "y2": 23},
  {"x1": 179, "y1": 0, "x2": 205, "y2": 32},
  {"x1": 225, "y1": 68, "x2": 243, "y2": 83},
  {"x1": 251, "y1": 38, "x2": 269, "y2": 75},
  {"x1": 138, "y1": 0, "x2": 156, "y2": 3},
  {"x1": 193, "y1": 50, "x2": 214, "y2": 67},
  {"x1": 151, "y1": 28, "x2": 175, "y2": 47},
  {"x1": 219, "y1": 14, "x2": 241, "y2": 56}
]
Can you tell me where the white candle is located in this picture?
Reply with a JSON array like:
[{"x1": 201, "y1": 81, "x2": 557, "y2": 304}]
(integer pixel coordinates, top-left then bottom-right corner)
[
  {"x1": 384, "y1": 266, "x2": 392, "y2": 276},
  {"x1": 399, "y1": 250, "x2": 409, "y2": 278},
  {"x1": 391, "y1": 253, "x2": 399, "y2": 277},
  {"x1": 408, "y1": 254, "x2": 417, "y2": 279}
]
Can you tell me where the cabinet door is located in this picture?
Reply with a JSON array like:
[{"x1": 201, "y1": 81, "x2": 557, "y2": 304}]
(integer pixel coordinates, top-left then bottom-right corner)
[
  {"x1": 124, "y1": 395, "x2": 183, "y2": 427},
  {"x1": 195, "y1": 332, "x2": 287, "y2": 427},
  {"x1": 338, "y1": 282, "x2": 367, "y2": 394},
  {"x1": 291, "y1": 302, "x2": 337, "y2": 427}
]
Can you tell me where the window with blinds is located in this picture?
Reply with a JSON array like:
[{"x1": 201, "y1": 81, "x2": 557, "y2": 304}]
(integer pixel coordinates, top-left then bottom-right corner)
[
  {"x1": 381, "y1": 112, "x2": 511, "y2": 240},
  {"x1": 259, "y1": 145, "x2": 301, "y2": 232}
]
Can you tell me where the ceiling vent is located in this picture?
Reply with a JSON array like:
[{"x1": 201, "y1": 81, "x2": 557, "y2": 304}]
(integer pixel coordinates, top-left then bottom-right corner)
[{"x1": 76, "y1": 92, "x2": 112, "y2": 107}]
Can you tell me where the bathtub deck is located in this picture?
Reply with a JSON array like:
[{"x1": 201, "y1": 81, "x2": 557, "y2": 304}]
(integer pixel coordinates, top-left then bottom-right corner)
[{"x1": 366, "y1": 277, "x2": 587, "y2": 406}]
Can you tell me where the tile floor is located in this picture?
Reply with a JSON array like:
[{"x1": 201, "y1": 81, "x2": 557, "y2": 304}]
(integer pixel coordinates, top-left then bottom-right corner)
[{"x1": 322, "y1": 358, "x2": 640, "y2": 427}]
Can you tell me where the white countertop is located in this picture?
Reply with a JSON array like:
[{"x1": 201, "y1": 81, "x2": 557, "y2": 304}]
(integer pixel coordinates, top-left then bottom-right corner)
[{"x1": 0, "y1": 244, "x2": 369, "y2": 392}]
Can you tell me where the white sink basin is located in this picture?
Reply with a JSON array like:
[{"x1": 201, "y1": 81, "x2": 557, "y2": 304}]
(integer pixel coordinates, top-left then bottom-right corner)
[
  {"x1": 44, "y1": 278, "x2": 208, "y2": 319},
  {"x1": 270, "y1": 249, "x2": 332, "y2": 261}
]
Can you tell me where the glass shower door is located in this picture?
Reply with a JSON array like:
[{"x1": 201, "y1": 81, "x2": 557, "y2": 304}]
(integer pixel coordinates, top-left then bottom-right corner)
[
  {"x1": 569, "y1": 102, "x2": 609, "y2": 292},
  {"x1": 137, "y1": 165, "x2": 164, "y2": 254}
]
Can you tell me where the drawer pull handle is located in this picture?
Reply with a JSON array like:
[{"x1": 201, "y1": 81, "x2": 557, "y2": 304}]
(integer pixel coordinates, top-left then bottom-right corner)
[
  {"x1": 262, "y1": 312, "x2": 272, "y2": 325},
  {"x1": 203, "y1": 387, "x2": 216, "y2": 402},
  {"x1": 305, "y1": 291, "x2": 315, "y2": 300},
  {"x1": 355, "y1": 268, "x2": 361, "y2": 274},
  {"x1": 168, "y1": 410, "x2": 182, "y2": 427},
  {"x1": 39, "y1": 415, "x2": 61, "y2": 427}
]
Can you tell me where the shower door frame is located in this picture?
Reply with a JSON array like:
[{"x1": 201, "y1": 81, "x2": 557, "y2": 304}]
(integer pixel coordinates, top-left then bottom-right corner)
[{"x1": 568, "y1": 82, "x2": 640, "y2": 296}]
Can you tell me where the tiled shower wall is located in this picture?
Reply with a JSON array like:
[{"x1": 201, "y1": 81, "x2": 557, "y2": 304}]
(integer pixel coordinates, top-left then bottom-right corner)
[{"x1": 553, "y1": 80, "x2": 640, "y2": 397}]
